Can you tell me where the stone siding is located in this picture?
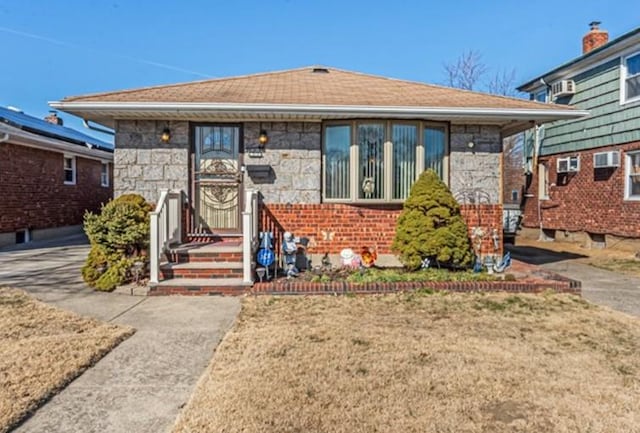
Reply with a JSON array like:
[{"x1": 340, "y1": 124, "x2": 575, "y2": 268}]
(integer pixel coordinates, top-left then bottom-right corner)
[
  {"x1": 449, "y1": 125, "x2": 502, "y2": 204},
  {"x1": 243, "y1": 122, "x2": 321, "y2": 204},
  {"x1": 114, "y1": 120, "x2": 189, "y2": 202}
]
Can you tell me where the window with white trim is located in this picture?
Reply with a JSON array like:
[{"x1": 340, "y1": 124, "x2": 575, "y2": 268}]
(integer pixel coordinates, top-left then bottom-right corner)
[
  {"x1": 323, "y1": 120, "x2": 448, "y2": 202},
  {"x1": 101, "y1": 162, "x2": 109, "y2": 187},
  {"x1": 622, "y1": 51, "x2": 640, "y2": 103},
  {"x1": 625, "y1": 151, "x2": 640, "y2": 200},
  {"x1": 63, "y1": 156, "x2": 76, "y2": 185}
]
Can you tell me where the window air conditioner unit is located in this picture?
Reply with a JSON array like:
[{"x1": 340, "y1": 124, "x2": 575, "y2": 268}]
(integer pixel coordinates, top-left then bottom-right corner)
[
  {"x1": 557, "y1": 156, "x2": 580, "y2": 173},
  {"x1": 593, "y1": 151, "x2": 620, "y2": 168},
  {"x1": 551, "y1": 80, "x2": 575, "y2": 98}
]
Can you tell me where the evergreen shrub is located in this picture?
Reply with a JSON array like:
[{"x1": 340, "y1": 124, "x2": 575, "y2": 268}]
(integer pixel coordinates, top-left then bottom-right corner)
[
  {"x1": 392, "y1": 170, "x2": 474, "y2": 270},
  {"x1": 82, "y1": 194, "x2": 153, "y2": 291}
]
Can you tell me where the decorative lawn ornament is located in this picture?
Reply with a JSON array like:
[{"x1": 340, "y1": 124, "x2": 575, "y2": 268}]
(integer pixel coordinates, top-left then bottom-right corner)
[
  {"x1": 282, "y1": 232, "x2": 299, "y2": 278},
  {"x1": 362, "y1": 177, "x2": 375, "y2": 197},
  {"x1": 257, "y1": 232, "x2": 275, "y2": 280},
  {"x1": 340, "y1": 248, "x2": 361, "y2": 268},
  {"x1": 493, "y1": 251, "x2": 512, "y2": 273},
  {"x1": 361, "y1": 246, "x2": 377, "y2": 268}
]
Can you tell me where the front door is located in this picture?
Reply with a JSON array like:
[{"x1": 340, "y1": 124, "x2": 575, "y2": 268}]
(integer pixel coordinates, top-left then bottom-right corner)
[{"x1": 191, "y1": 124, "x2": 243, "y2": 235}]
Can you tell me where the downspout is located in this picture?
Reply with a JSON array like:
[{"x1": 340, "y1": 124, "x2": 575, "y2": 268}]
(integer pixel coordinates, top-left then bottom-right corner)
[
  {"x1": 82, "y1": 119, "x2": 115, "y2": 136},
  {"x1": 533, "y1": 124, "x2": 545, "y2": 240}
]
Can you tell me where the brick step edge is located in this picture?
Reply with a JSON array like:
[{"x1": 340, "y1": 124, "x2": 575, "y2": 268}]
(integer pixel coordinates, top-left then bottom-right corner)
[
  {"x1": 251, "y1": 279, "x2": 582, "y2": 296},
  {"x1": 148, "y1": 278, "x2": 581, "y2": 296},
  {"x1": 149, "y1": 285, "x2": 249, "y2": 296}
]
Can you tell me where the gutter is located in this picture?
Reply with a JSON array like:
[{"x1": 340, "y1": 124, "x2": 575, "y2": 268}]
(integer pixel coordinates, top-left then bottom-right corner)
[
  {"x1": 0, "y1": 125, "x2": 113, "y2": 161},
  {"x1": 83, "y1": 119, "x2": 115, "y2": 136},
  {"x1": 49, "y1": 101, "x2": 589, "y2": 121}
]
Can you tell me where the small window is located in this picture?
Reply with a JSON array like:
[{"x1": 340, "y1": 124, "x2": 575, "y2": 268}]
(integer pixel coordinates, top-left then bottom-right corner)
[
  {"x1": 538, "y1": 163, "x2": 549, "y2": 200},
  {"x1": 64, "y1": 156, "x2": 76, "y2": 185},
  {"x1": 622, "y1": 51, "x2": 640, "y2": 103},
  {"x1": 533, "y1": 89, "x2": 548, "y2": 103},
  {"x1": 101, "y1": 162, "x2": 110, "y2": 187},
  {"x1": 625, "y1": 151, "x2": 640, "y2": 200}
]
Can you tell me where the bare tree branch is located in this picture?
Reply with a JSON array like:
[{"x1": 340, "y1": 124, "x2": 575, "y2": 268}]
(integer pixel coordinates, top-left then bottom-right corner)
[
  {"x1": 486, "y1": 68, "x2": 517, "y2": 97},
  {"x1": 443, "y1": 50, "x2": 488, "y2": 91}
]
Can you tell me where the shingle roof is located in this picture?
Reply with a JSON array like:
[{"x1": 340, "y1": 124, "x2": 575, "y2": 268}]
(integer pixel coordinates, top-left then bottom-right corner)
[{"x1": 62, "y1": 66, "x2": 562, "y2": 111}]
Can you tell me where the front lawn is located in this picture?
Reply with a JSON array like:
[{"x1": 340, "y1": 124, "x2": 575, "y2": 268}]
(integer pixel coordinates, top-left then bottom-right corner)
[
  {"x1": 174, "y1": 292, "x2": 640, "y2": 433},
  {"x1": 0, "y1": 288, "x2": 134, "y2": 433}
]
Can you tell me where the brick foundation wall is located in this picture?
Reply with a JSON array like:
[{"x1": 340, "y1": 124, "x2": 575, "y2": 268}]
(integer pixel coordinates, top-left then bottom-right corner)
[
  {"x1": 522, "y1": 142, "x2": 640, "y2": 238},
  {"x1": 0, "y1": 142, "x2": 112, "y2": 233},
  {"x1": 260, "y1": 203, "x2": 502, "y2": 257}
]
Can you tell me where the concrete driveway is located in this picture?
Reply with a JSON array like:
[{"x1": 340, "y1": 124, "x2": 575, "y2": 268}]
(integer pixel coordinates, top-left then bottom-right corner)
[
  {"x1": 507, "y1": 244, "x2": 640, "y2": 318},
  {"x1": 0, "y1": 235, "x2": 241, "y2": 433}
]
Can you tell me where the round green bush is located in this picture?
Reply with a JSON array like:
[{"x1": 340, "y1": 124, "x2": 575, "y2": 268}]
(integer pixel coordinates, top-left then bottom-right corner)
[
  {"x1": 392, "y1": 170, "x2": 474, "y2": 270},
  {"x1": 82, "y1": 194, "x2": 152, "y2": 291}
]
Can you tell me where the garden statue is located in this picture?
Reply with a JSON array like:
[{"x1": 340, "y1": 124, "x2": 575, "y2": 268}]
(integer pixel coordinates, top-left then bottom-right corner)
[
  {"x1": 256, "y1": 232, "x2": 275, "y2": 280},
  {"x1": 360, "y1": 246, "x2": 377, "y2": 268},
  {"x1": 340, "y1": 248, "x2": 361, "y2": 268},
  {"x1": 282, "y1": 232, "x2": 299, "y2": 278}
]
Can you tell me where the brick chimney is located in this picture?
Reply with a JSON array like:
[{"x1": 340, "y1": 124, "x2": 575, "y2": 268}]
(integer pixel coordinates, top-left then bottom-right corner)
[
  {"x1": 582, "y1": 21, "x2": 609, "y2": 54},
  {"x1": 44, "y1": 111, "x2": 63, "y2": 126}
]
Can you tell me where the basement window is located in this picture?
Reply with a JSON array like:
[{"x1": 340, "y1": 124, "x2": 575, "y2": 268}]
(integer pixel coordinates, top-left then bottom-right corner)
[{"x1": 64, "y1": 156, "x2": 76, "y2": 185}]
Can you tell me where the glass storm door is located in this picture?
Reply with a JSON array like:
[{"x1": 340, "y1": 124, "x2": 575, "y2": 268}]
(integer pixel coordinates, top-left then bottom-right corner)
[{"x1": 192, "y1": 125, "x2": 243, "y2": 234}]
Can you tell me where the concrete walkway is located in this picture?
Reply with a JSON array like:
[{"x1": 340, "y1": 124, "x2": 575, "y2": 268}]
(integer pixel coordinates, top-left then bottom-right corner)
[
  {"x1": 508, "y1": 244, "x2": 640, "y2": 318},
  {"x1": 0, "y1": 235, "x2": 241, "y2": 433}
]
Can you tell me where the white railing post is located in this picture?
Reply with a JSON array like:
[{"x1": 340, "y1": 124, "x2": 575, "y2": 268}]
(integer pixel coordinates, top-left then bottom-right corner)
[
  {"x1": 242, "y1": 189, "x2": 258, "y2": 284},
  {"x1": 150, "y1": 189, "x2": 180, "y2": 285},
  {"x1": 150, "y1": 211, "x2": 160, "y2": 284}
]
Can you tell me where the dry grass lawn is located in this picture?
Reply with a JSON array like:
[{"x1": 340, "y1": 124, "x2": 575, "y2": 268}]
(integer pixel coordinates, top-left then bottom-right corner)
[
  {"x1": 174, "y1": 293, "x2": 640, "y2": 433},
  {"x1": 0, "y1": 287, "x2": 134, "y2": 433}
]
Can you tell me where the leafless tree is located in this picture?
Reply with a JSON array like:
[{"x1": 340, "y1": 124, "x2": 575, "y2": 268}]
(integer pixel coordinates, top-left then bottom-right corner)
[
  {"x1": 443, "y1": 50, "x2": 488, "y2": 91},
  {"x1": 486, "y1": 68, "x2": 517, "y2": 97}
]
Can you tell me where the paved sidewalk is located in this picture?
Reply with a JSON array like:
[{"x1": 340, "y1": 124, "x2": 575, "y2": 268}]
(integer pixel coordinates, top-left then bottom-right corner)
[
  {"x1": 1, "y1": 235, "x2": 241, "y2": 433},
  {"x1": 508, "y1": 244, "x2": 640, "y2": 318}
]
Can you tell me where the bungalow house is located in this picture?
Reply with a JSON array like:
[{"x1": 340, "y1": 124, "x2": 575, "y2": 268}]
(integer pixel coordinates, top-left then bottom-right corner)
[
  {"x1": 51, "y1": 66, "x2": 584, "y2": 293},
  {"x1": 0, "y1": 107, "x2": 113, "y2": 248},
  {"x1": 517, "y1": 23, "x2": 640, "y2": 249}
]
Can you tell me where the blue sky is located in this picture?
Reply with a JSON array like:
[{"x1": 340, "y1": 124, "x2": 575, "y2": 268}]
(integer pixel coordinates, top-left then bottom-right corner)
[{"x1": 1, "y1": 0, "x2": 639, "y2": 141}]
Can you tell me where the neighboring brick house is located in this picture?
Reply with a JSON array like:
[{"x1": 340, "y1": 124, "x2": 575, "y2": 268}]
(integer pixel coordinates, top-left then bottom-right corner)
[
  {"x1": 51, "y1": 66, "x2": 583, "y2": 290},
  {"x1": 518, "y1": 23, "x2": 640, "y2": 248},
  {"x1": 0, "y1": 107, "x2": 113, "y2": 248}
]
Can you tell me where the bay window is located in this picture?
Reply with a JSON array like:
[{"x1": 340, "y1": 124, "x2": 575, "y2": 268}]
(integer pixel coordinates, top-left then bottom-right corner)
[{"x1": 323, "y1": 120, "x2": 448, "y2": 202}]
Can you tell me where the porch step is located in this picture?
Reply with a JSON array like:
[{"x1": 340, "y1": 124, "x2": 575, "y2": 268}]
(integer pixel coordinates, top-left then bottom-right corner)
[
  {"x1": 160, "y1": 261, "x2": 243, "y2": 279},
  {"x1": 170, "y1": 241, "x2": 244, "y2": 263},
  {"x1": 149, "y1": 278, "x2": 251, "y2": 296}
]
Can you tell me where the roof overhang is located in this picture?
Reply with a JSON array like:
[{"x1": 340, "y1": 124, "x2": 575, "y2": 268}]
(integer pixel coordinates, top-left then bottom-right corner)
[
  {"x1": 49, "y1": 101, "x2": 589, "y2": 136},
  {"x1": 0, "y1": 123, "x2": 113, "y2": 161},
  {"x1": 518, "y1": 27, "x2": 640, "y2": 92}
]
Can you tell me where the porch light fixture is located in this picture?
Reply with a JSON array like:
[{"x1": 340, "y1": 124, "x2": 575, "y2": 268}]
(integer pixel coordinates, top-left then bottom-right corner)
[
  {"x1": 258, "y1": 130, "x2": 269, "y2": 149},
  {"x1": 161, "y1": 128, "x2": 171, "y2": 143},
  {"x1": 467, "y1": 141, "x2": 475, "y2": 149}
]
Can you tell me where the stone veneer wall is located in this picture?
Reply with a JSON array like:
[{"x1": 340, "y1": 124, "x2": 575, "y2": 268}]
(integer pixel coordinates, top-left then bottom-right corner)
[
  {"x1": 243, "y1": 122, "x2": 321, "y2": 203},
  {"x1": 114, "y1": 120, "x2": 189, "y2": 203},
  {"x1": 449, "y1": 125, "x2": 502, "y2": 204}
]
